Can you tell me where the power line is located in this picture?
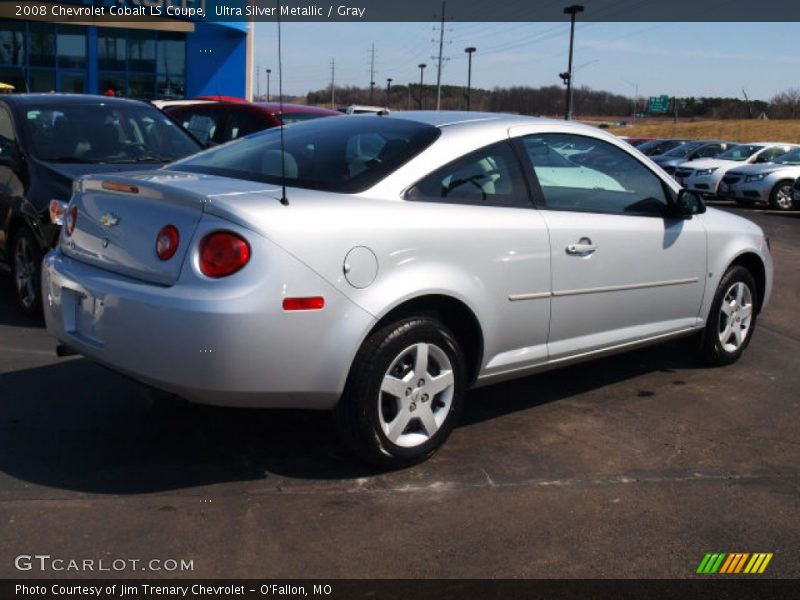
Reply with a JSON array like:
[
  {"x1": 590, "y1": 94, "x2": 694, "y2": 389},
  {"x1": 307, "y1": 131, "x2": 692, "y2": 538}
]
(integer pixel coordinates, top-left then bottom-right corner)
[{"x1": 434, "y1": 0, "x2": 448, "y2": 110}]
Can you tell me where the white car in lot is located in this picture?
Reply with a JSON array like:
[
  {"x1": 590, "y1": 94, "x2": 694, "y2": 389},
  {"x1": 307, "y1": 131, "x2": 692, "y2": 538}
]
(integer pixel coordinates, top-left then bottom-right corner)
[
  {"x1": 723, "y1": 147, "x2": 800, "y2": 210},
  {"x1": 675, "y1": 143, "x2": 798, "y2": 198}
]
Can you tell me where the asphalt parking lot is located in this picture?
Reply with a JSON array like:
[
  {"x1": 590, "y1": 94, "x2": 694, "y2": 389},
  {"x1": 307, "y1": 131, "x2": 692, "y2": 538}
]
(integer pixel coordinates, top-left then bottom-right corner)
[{"x1": 0, "y1": 204, "x2": 798, "y2": 579}]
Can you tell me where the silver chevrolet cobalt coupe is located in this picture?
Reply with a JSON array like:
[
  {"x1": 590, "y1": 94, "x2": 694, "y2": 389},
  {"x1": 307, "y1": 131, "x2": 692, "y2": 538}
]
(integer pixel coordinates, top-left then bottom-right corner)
[{"x1": 43, "y1": 112, "x2": 773, "y2": 467}]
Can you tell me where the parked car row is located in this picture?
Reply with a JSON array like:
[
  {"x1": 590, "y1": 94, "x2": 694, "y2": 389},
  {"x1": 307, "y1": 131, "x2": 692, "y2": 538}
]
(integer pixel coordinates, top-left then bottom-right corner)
[{"x1": 621, "y1": 135, "x2": 800, "y2": 211}]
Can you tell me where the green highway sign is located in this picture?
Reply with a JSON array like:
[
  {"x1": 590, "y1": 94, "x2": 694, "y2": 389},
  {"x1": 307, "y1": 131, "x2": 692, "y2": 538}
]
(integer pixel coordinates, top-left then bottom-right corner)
[{"x1": 648, "y1": 95, "x2": 670, "y2": 113}]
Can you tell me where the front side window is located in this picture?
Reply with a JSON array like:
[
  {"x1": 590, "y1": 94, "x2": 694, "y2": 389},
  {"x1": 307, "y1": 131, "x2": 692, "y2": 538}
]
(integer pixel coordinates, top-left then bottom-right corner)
[
  {"x1": 519, "y1": 133, "x2": 669, "y2": 216},
  {"x1": 170, "y1": 116, "x2": 441, "y2": 193},
  {"x1": 406, "y1": 141, "x2": 529, "y2": 208}
]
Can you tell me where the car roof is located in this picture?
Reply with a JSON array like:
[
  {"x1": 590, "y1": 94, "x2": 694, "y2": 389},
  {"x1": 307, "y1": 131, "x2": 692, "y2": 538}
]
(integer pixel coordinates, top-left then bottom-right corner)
[{"x1": 0, "y1": 93, "x2": 150, "y2": 108}]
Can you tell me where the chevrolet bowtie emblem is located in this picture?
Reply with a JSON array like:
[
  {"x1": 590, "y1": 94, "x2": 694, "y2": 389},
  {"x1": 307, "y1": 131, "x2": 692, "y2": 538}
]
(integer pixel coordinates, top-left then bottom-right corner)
[{"x1": 100, "y1": 213, "x2": 120, "y2": 227}]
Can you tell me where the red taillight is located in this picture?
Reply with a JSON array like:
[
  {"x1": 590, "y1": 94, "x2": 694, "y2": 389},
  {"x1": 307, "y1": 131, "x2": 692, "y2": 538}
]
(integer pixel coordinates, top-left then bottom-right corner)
[
  {"x1": 199, "y1": 231, "x2": 250, "y2": 278},
  {"x1": 282, "y1": 297, "x2": 325, "y2": 311},
  {"x1": 65, "y1": 206, "x2": 78, "y2": 236},
  {"x1": 156, "y1": 225, "x2": 180, "y2": 261}
]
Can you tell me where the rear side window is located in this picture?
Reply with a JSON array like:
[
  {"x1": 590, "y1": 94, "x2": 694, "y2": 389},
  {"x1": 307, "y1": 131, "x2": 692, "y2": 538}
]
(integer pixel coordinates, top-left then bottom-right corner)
[
  {"x1": 174, "y1": 108, "x2": 223, "y2": 145},
  {"x1": 224, "y1": 110, "x2": 269, "y2": 140},
  {"x1": 519, "y1": 133, "x2": 669, "y2": 216},
  {"x1": 406, "y1": 141, "x2": 530, "y2": 208},
  {"x1": 170, "y1": 116, "x2": 440, "y2": 193}
]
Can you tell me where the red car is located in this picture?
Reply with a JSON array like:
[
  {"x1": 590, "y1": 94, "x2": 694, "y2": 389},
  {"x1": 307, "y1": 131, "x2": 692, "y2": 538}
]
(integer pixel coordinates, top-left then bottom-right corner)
[{"x1": 164, "y1": 102, "x2": 341, "y2": 145}]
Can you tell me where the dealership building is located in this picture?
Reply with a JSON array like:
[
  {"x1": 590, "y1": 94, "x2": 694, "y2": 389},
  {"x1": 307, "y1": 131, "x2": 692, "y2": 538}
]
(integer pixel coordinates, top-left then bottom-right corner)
[{"x1": 0, "y1": 1, "x2": 252, "y2": 99}]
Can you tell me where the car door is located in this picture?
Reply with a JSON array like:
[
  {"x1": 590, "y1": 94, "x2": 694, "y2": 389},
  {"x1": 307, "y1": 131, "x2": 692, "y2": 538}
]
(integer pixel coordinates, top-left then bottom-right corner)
[
  {"x1": 0, "y1": 103, "x2": 23, "y2": 260},
  {"x1": 511, "y1": 129, "x2": 707, "y2": 361},
  {"x1": 405, "y1": 140, "x2": 552, "y2": 376}
]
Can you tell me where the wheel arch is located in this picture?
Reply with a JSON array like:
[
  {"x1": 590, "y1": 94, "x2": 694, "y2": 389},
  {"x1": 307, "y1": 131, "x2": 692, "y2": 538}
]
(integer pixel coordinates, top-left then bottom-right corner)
[
  {"x1": 728, "y1": 251, "x2": 767, "y2": 313},
  {"x1": 360, "y1": 294, "x2": 485, "y2": 385}
]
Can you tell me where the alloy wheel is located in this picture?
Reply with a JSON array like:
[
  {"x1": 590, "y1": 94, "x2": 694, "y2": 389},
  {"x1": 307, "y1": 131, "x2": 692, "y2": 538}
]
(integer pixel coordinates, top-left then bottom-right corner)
[
  {"x1": 717, "y1": 281, "x2": 753, "y2": 353},
  {"x1": 378, "y1": 342, "x2": 455, "y2": 448},
  {"x1": 774, "y1": 184, "x2": 793, "y2": 210}
]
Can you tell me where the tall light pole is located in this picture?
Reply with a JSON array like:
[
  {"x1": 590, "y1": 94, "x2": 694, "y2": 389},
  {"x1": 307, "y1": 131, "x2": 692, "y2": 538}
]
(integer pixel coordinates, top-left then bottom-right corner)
[
  {"x1": 418, "y1": 63, "x2": 426, "y2": 110},
  {"x1": 386, "y1": 78, "x2": 393, "y2": 106},
  {"x1": 622, "y1": 78, "x2": 638, "y2": 121},
  {"x1": 464, "y1": 46, "x2": 476, "y2": 111},
  {"x1": 266, "y1": 68, "x2": 271, "y2": 102},
  {"x1": 562, "y1": 4, "x2": 584, "y2": 120}
]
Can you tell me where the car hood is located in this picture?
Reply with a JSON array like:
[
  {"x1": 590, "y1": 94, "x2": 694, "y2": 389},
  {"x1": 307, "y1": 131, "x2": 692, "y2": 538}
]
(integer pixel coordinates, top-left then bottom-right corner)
[
  {"x1": 679, "y1": 158, "x2": 742, "y2": 170},
  {"x1": 727, "y1": 163, "x2": 800, "y2": 176},
  {"x1": 652, "y1": 157, "x2": 686, "y2": 167}
]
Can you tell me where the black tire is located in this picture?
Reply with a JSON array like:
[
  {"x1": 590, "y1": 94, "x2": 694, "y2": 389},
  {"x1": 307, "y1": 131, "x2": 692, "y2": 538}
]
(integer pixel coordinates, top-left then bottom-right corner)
[
  {"x1": 10, "y1": 227, "x2": 43, "y2": 319},
  {"x1": 769, "y1": 180, "x2": 794, "y2": 211},
  {"x1": 334, "y1": 316, "x2": 466, "y2": 468},
  {"x1": 699, "y1": 265, "x2": 758, "y2": 366}
]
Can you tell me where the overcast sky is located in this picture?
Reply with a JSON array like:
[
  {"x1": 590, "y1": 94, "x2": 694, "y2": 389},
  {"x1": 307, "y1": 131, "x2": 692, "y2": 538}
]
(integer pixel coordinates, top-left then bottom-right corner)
[{"x1": 252, "y1": 22, "x2": 799, "y2": 101}]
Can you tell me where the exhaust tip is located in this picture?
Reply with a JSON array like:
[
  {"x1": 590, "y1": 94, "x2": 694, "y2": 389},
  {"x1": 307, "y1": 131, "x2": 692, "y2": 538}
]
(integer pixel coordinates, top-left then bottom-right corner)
[{"x1": 56, "y1": 344, "x2": 79, "y2": 357}]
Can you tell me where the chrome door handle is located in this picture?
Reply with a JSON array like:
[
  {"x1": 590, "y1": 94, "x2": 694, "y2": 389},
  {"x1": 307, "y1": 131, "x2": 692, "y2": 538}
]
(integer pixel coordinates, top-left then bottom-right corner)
[{"x1": 566, "y1": 238, "x2": 597, "y2": 255}]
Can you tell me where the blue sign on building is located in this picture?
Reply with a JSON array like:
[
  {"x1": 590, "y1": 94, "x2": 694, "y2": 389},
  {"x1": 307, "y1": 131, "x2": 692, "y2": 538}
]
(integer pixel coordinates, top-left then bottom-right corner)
[{"x1": 0, "y1": 1, "x2": 251, "y2": 99}]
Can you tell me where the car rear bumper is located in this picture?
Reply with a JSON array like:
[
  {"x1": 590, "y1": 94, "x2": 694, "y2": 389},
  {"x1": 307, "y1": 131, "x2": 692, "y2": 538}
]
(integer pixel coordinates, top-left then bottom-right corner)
[{"x1": 42, "y1": 248, "x2": 375, "y2": 409}]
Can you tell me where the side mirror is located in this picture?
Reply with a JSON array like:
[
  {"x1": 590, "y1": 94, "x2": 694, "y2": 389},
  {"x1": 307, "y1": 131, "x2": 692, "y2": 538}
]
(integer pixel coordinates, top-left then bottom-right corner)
[{"x1": 669, "y1": 189, "x2": 706, "y2": 219}]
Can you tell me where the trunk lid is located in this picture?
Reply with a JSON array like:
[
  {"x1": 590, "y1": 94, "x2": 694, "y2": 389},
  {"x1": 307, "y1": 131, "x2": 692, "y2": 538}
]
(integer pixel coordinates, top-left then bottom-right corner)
[{"x1": 61, "y1": 172, "x2": 212, "y2": 285}]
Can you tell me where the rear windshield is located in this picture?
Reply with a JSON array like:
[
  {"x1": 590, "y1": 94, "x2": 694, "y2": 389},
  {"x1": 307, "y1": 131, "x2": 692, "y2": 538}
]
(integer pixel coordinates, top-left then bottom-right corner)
[
  {"x1": 169, "y1": 116, "x2": 441, "y2": 193},
  {"x1": 22, "y1": 103, "x2": 202, "y2": 163}
]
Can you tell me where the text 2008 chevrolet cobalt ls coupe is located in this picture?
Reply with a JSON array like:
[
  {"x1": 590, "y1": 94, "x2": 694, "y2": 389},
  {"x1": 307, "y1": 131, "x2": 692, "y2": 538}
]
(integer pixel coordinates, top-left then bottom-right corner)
[{"x1": 43, "y1": 113, "x2": 773, "y2": 467}]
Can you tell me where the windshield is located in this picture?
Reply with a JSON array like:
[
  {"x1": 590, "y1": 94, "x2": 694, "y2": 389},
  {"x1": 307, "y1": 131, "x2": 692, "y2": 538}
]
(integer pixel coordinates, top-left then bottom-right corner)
[
  {"x1": 276, "y1": 112, "x2": 332, "y2": 126},
  {"x1": 772, "y1": 148, "x2": 800, "y2": 165},
  {"x1": 716, "y1": 144, "x2": 762, "y2": 161},
  {"x1": 169, "y1": 115, "x2": 441, "y2": 193},
  {"x1": 662, "y1": 141, "x2": 705, "y2": 158},
  {"x1": 23, "y1": 104, "x2": 201, "y2": 163},
  {"x1": 636, "y1": 139, "x2": 685, "y2": 156}
]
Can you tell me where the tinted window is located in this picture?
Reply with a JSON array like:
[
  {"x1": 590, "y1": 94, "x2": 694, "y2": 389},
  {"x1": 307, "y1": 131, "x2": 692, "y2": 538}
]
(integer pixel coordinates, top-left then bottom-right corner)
[
  {"x1": 57, "y1": 25, "x2": 86, "y2": 69},
  {"x1": 520, "y1": 133, "x2": 668, "y2": 216},
  {"x1": 224, "y1": 110, "x2": 269, "y2": 140},
  {"x1": 695, "y1": 143, "x2": 723, "y2": 158},
  {"x1": 717, "y1": 145, "x2": 761, "y2": 161},
  {"x1": 23, "y1": 104, "x2": 200, "y2": 163},
  {"x1": 170, "y1": 116, "x2": 441, "y2": 193},
  {"x1": 406, "y1": 141, "x2": 529, "y2": 208},
  {"x1": 173, "y1": 108, "x2": 224, "y2": 145},
  {"x1": 758, "y1": 146, "x2": 795, "y2": 162}
]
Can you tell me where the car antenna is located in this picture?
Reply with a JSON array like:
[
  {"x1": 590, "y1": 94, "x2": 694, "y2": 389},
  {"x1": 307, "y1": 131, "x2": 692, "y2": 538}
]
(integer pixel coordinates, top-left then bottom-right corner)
[{"x1": 277, "y1": 0, "x2": 289, "y2": 206}]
